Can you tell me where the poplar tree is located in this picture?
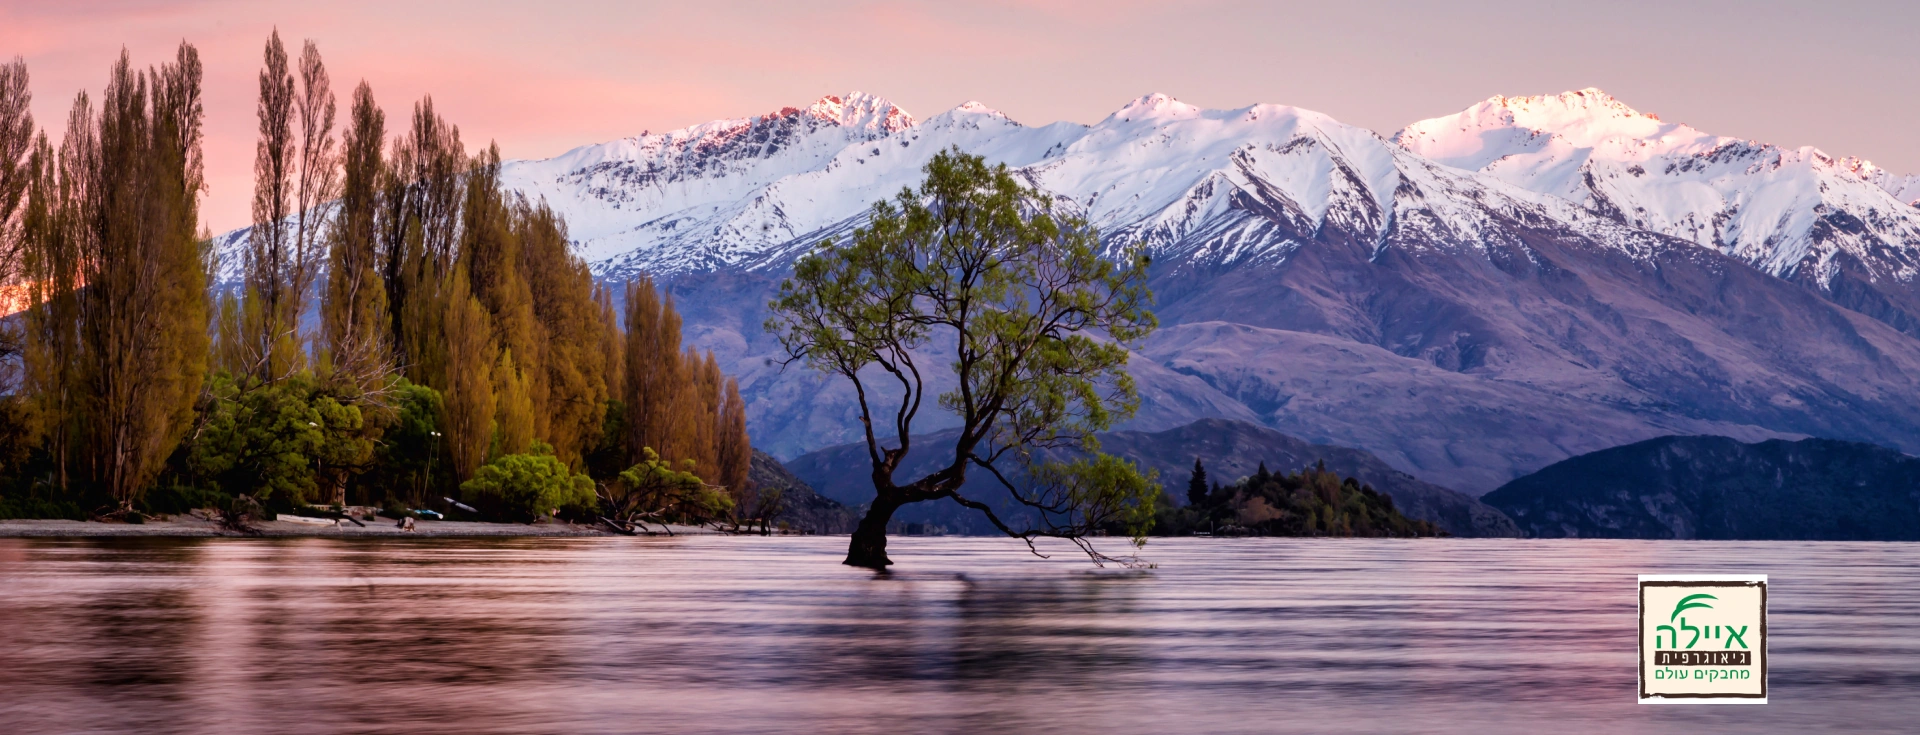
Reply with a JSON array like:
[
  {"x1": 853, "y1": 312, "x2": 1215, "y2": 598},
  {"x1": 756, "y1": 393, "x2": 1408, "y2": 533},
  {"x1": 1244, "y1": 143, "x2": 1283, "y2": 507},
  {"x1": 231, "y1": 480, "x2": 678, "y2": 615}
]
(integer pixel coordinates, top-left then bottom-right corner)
[
  {"x1": 0, "y1": 57, "x2": 30, "y2": 273},
  {"x1": 0, "y1": 57, "x2": 32, "y2": 392},
  {"x1": 289, "y1": 40, "x2": 336, "y2": 354},
  {"x1": 623, "y1": 278, "x2": 680, "y2": 465},
  {"x1": 458, "y1": 143, "x2": 540, "y2": 454},
  {"x1": 490, "y1": 348, "x2": 533, "y2": 457},
  {"x1": 677, "y1": 349, "x2": 721, "y2": 473},
  {"x1": 442, "y1": 269, "x2": 492, "y2": 480},
  {"x1": 246, "y1": 30, "x2": 299, "y2": 380},
  {"x1": 519, "y1": 199, "x2": 610, "y2": 467},
  {"x1": 320, "y1": 81, "x2": 390, "y2": 390},
  {"x1": 20, "y1": 101, "x2": 87, "y2": 492},
  {"x1": 27, "y1": 47, "x2": 211, "y2": 509},
  {"x1": 385, "y1": 98, "x2": 463, "y2": 387},
  {"x1": 597, "y1": 286, "x2": 624, "y2": 406},
  {"x1": 715, "y1": 376, "x2": 751, "y2": 498}
]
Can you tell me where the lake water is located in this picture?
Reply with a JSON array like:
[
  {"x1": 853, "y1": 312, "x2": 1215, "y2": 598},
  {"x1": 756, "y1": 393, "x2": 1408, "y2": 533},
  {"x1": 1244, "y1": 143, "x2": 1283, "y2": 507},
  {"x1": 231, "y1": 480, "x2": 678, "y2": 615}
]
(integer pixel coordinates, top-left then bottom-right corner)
[{"x1": 0, "y1": 536, "x2": 1915, "y2": 734}]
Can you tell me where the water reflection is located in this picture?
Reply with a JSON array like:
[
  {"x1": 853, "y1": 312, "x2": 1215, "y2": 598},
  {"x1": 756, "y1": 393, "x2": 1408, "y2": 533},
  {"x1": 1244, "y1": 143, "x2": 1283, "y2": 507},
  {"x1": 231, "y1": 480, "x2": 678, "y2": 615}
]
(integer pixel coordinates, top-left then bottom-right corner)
[{"x1": 0, "y1": 536, "x2": 1917, "y2": 734}]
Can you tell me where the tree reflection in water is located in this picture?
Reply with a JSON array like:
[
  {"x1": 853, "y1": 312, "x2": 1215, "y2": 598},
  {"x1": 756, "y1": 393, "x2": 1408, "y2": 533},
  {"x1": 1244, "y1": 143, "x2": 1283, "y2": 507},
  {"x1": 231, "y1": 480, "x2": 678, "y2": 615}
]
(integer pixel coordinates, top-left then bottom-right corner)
[{"x1": 0, "y1": 536, "x2": 1916, "y2": 734}]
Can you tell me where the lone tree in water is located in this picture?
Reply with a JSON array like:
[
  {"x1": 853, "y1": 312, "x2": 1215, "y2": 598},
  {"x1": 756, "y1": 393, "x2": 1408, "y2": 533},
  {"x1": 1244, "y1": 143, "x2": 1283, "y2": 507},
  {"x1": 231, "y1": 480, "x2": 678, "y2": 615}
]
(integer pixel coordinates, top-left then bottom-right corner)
[{"x1": 768, "y1": 149, "x2": 1159, "y2": 568}]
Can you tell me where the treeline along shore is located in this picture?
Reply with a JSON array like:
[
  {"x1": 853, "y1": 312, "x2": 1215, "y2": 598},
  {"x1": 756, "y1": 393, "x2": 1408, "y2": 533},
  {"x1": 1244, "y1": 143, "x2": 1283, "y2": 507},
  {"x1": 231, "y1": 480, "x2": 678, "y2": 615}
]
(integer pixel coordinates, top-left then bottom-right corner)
[{"x1": 0, "y1": 34, "x2": 763, "y2": 532}]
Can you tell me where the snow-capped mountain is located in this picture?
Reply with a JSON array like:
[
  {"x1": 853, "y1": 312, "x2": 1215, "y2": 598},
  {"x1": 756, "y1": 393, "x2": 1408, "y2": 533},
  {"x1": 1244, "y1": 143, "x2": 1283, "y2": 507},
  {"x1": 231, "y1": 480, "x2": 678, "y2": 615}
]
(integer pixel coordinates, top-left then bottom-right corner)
[
  {"x1": 504, "y1": 90, "x2": 1695, "y2": 279},
  {"x1": 579, "y1": 91, "x2": 1920, "y2": 494},
  {"x1": 210, "y1": 89, "x2": 1920, "y2": 495},
  {"x1": 1394, "y1": 89, "x2": 1920, "y2": 333},
  {"x1": 1867, "y1": 166, "x2": 1920, "y2": 207},
  {"x1": 499, "y1": 93, "x2": 921, "y2": 275}
]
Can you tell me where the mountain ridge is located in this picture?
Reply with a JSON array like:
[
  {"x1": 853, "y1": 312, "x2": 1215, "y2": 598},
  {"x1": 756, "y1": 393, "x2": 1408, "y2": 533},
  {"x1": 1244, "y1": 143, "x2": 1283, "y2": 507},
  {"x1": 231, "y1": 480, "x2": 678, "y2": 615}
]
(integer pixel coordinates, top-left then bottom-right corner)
[{"x1": 209, "y1": 88, "x2": 1920, "y2": 495}]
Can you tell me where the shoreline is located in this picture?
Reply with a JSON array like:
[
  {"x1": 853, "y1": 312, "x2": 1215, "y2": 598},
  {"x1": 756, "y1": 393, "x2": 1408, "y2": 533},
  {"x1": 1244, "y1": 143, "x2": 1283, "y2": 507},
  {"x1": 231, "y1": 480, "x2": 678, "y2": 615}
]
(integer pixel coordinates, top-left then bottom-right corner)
[{"x1": 0, "y1": 517, "x2": 727, "y2": 538}]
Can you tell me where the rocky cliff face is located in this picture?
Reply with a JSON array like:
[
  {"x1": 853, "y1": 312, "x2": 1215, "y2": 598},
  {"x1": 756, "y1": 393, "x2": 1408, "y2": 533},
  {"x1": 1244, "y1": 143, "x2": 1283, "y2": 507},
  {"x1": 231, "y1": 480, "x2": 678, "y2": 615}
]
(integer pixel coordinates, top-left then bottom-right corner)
[{"x1": 1482, "y1": 436, "x2": 1920, "y2": 540}]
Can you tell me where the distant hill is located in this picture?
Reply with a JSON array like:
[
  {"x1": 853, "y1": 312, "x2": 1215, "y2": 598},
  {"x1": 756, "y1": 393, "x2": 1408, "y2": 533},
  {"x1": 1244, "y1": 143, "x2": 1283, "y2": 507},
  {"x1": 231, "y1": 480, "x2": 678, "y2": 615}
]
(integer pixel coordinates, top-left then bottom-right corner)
[
  {"x1": 784, "y1": 418, "x2": 1519, "y2": 538},
  {"x1": 1482, "y1": 436, "x2": 1920, "y2": 539},
  {"x1": 748, "y1": 450, "x2": 857, "y2": 534}
]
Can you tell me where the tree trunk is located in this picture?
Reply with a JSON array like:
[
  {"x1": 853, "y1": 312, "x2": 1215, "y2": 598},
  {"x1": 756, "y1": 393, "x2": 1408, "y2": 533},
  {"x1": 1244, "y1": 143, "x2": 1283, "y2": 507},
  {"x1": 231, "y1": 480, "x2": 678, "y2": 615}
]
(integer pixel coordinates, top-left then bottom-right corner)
[{"x1": 844, "y1": 494, "x2": 902, "y2": 569}]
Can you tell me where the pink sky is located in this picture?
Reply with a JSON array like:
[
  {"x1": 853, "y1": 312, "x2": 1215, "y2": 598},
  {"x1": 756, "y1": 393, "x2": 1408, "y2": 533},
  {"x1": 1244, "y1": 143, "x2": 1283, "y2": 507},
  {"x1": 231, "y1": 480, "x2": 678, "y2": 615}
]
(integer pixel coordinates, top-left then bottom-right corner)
[{"x1": 5, "y1": 0, "x2": 1917, "y2": 234}]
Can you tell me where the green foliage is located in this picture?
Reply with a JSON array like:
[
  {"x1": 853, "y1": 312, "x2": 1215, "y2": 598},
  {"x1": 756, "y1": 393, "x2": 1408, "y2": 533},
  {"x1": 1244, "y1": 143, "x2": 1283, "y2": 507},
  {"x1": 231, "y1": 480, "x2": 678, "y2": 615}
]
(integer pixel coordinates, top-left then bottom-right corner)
[
  {"x1": 459, "y1": 441, "x2": 595, "y2": 522},
  {"x1": 583, "y1": 398, "x2": 628, "y2": 481},
  {"x1": 0, "y1": 495, "x2": 88, "y2": 520},
  {"x1": 767, "y1": 148, "x2": 1158, "y2": 565},
  {"x1": 21, "y1": 45, "x2": 211, "y2": 510},
  {"x1": 1160, "y1": 463, "x2": 1440, "y2": 538},
  {"x1": 1034, "y1": 453, "x2": 1161, "y2": 547},
  {"x1": 364, "y1": 379, "x2": 444, "y2": 505},
  {"x1": 182, "y1": 371, "x2": 372, "y2": 505},
  {"x1": 1186, "y1": 458, "x2": 1208, "y2": 507},
  {"x1": 605, "y1": 446, "x2": 732, "y2": 525}
]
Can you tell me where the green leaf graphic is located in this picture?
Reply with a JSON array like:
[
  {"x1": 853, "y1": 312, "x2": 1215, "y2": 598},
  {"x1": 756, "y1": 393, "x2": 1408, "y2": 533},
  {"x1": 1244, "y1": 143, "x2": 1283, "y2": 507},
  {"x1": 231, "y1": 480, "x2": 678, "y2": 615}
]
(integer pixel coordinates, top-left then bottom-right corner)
[{"x1": 1670, "y1": 593, "x2": 1717, "y2": 621}]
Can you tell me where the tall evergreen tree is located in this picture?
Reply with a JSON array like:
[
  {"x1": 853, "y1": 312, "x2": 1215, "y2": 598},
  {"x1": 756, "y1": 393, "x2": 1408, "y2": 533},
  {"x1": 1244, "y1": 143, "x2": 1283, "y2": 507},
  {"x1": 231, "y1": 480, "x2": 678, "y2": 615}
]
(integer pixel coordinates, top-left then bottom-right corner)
[{"x1": 1187, "y1": 457, "x2": 1208, "y2": 507}]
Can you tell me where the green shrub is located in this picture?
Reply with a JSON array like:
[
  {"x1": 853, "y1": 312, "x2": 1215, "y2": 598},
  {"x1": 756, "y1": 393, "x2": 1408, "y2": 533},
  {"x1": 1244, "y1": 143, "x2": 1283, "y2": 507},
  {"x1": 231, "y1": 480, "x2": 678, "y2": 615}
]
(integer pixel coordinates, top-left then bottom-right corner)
[
  {"x1": 0, "y1": 496, "x2": 89, "y2": 520},
  {"x1": 459, "y1": 444, "x2": 596, "y2": 523},
  {"x1": 181, "y1": 371, "x2": 373, "y2": 505}
]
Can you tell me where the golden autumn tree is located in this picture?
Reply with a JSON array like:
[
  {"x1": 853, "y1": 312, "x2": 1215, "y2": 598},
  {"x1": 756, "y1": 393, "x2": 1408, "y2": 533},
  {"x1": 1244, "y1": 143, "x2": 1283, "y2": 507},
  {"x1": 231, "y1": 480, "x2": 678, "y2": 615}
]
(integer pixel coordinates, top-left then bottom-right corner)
[
  {"x1": 441, "y1": 268, "x2": 493, "y2": 481},
  {"x1": 319, "y1": 80, "x2": 391, "y2": 390},
  {"x1": 20, "y1": 46, "x2": 211, "y2": 509}
]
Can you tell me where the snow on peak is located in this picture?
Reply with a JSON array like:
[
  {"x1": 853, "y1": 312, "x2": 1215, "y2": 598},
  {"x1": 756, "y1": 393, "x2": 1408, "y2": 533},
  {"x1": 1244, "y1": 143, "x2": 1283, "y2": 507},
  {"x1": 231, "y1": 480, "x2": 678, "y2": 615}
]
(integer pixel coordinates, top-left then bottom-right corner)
[
  {"x1": 1109, "y1": 93, "x2": 1201, "y2": 121},
  {"x1": 1845, "y1": 157, "x2": 1920, "y2": 207},
  {"x1": 1395, "y1": 89, "x2": 1920, "y2": 279},
  {"x1": 1491, "y1": 88, "x2": 1656, "y2": 123},
  {"x1": 929, "y1": 100, "x2": 1017, "y2": 125},
  {"x1": 800, "y1": 92, "x2": 915, "y2": 133},
  {"x1": 1394, "y1": 88, "x2": 1714, "y2": 175}
]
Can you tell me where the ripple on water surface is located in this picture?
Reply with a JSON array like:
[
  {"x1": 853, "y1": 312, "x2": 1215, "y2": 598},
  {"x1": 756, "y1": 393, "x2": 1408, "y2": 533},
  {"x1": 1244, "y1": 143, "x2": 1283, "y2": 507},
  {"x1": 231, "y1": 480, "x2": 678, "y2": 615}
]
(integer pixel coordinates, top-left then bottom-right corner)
[{"x1": 0, "y1": 536, "x2": 1915, "y2": 734}]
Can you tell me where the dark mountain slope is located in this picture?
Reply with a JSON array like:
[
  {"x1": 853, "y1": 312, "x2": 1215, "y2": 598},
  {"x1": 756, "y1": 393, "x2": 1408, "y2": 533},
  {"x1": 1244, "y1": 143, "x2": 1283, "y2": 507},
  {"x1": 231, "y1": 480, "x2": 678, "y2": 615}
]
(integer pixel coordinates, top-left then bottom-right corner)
[
  {"x1": 747, "y1": 449, "x2": 857, "y2": 534},
  {"x1": 1136, "y1": 195, "x2": 1920, "y2": 491},
  {"x1": 1482, "y1": 436, "x2": 1920, "y2": 539},
  {"x1": 783, "y1": 418, "x2": 1519, "y2": 538}
]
